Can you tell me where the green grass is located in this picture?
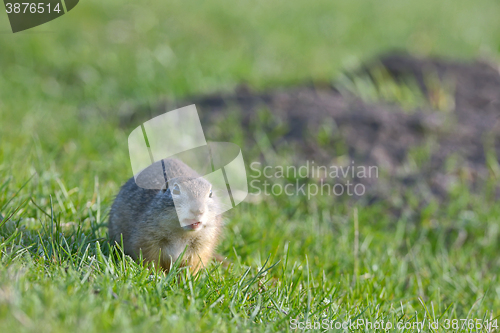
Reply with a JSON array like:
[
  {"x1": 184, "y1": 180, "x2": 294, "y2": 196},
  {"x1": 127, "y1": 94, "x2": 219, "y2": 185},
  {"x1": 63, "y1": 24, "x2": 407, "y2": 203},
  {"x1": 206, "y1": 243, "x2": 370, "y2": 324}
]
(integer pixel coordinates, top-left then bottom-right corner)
[
  {"x1": 335, "y1": 66, "x2": 455, "y2": 112},
  {"x1": 1, "y1": 0, "x2": 500, "y2": 332}
]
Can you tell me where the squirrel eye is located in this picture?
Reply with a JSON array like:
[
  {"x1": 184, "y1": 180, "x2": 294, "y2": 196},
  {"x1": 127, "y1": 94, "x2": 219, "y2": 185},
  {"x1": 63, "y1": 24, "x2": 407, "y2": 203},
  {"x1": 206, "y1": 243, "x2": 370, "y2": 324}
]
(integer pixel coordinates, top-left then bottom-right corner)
[
  {"x1": 172, "y1": 184, "x2": 181, "y2": 195},
  {"x1": 209, "y1": 189, "x2": 213, "y2": 198}
]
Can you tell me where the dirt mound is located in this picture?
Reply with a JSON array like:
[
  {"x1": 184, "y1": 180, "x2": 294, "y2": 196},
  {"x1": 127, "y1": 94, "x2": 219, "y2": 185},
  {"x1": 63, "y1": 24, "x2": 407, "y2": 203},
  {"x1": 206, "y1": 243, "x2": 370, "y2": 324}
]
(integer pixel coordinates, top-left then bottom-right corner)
[{"x1": 120, "y1": 54, "x2": 500, "y2": 206}]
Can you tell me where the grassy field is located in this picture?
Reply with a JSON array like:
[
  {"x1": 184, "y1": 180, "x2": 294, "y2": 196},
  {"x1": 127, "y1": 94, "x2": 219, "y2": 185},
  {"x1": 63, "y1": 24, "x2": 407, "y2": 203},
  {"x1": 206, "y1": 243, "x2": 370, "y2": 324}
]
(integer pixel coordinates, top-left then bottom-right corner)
[{"x1": 1, "y1": 0, "x2": 500, "y2": 332}]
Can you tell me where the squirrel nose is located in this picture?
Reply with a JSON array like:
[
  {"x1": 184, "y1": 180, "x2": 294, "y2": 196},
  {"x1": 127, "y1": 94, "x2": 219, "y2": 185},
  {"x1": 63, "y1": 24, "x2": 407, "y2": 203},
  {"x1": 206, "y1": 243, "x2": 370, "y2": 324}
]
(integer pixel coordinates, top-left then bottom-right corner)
[{"x1": 190, "y1": 208, "x2": 204, "y2": 215}]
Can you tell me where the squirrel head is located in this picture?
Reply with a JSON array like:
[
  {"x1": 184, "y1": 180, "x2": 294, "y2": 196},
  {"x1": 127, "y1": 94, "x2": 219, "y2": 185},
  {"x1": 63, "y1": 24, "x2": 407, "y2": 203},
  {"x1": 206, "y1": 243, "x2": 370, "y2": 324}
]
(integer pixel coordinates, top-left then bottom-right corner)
[{"x1": 158, "y1": 176, "x2": 220, "y2": 232}]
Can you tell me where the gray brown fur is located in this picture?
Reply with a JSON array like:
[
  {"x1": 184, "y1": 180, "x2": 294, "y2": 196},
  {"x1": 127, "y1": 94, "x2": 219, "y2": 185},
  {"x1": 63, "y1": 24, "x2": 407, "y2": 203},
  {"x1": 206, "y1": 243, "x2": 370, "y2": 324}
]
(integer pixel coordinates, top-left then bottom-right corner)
[{"x1": 108, "y1": 159, "x2": 223, "y2": 273}]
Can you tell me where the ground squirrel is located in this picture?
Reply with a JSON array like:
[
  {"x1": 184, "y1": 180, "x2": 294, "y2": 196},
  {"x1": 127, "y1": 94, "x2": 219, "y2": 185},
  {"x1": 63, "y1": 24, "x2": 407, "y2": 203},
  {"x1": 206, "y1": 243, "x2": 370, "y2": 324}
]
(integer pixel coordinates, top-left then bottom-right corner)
[{"x1": 108, "y1": 158, "x2": 223, "y2": 273}]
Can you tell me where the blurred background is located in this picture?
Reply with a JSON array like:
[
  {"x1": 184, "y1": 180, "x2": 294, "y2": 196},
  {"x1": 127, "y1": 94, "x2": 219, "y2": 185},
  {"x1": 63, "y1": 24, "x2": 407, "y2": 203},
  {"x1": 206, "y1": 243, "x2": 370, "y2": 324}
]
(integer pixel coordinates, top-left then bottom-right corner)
[{"x1": 2, "y1": 0, "x2": 500, "y2": 186}]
